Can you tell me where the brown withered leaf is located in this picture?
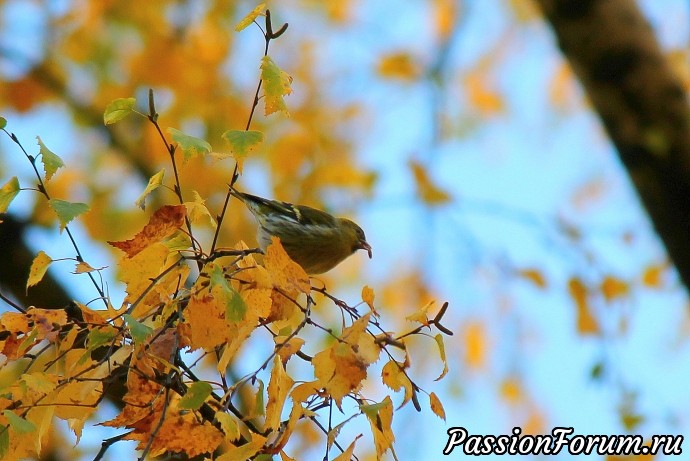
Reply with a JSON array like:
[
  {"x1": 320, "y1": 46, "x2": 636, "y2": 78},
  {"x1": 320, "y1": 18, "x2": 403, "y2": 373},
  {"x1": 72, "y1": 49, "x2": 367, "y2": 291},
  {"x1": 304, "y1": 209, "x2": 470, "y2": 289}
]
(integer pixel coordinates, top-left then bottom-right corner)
[{"x1": 108, "y1": 205, "x2": 186, "y2": 258}]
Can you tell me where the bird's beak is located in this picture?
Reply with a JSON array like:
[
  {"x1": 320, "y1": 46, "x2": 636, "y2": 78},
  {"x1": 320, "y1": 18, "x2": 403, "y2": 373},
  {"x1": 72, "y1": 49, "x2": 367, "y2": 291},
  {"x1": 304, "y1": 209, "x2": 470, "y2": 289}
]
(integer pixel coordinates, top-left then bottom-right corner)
[{"x1": 359, "y1": 241, "x2": 372, "y2": 259}]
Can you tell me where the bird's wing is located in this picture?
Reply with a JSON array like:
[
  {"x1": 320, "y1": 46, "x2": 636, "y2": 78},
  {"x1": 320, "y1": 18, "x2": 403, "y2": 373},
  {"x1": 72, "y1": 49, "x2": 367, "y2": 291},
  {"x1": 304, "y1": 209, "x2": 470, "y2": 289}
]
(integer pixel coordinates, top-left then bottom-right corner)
[{"x1": 233, "y1": 190, "x2": 337, "y2": 227}]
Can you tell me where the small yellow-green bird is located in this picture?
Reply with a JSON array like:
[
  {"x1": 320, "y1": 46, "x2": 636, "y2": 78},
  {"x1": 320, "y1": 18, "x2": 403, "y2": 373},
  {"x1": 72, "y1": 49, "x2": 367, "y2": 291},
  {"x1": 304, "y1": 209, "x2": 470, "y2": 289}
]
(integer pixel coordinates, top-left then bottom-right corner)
[{"x1": 230, "y1": 189, "x2": 372, "y2": 274}]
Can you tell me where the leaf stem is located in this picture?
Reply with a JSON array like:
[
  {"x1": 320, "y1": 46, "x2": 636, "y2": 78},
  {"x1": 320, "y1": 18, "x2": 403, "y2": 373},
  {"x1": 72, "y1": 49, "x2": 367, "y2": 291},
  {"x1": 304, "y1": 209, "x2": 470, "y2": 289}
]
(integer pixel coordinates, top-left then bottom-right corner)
[{"x1": 2, "y1": 128, "x2": 107, "y2": 306}]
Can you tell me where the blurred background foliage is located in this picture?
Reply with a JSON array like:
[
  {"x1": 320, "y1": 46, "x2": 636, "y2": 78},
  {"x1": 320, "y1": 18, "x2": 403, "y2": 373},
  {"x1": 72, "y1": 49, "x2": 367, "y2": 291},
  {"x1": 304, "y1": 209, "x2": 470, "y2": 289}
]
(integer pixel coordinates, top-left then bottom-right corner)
[{"x1": 1, "y1": 0, "x2": 690, "y2": 459}]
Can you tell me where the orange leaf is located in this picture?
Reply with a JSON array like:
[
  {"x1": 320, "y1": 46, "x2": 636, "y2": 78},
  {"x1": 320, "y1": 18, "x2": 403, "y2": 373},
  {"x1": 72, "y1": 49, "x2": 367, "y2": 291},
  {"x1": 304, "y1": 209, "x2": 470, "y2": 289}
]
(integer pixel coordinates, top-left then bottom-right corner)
[
  {"x1": 313, "y1": 314, "x2": 380, "y2": 406},
  {"x1": 463, "y1": 320, "x2": 487, "y2": 370},
  {"x1": 642, "y1": 263, "x2": 666, "y2": 288},
  {"x1": 377, "y1": 52, "x2": 421, "y2": 81},
  {"x1": 517, "y1": 268, "x2": 547, "y2": 289},
  {"x1": 569, "y1": 277, "x2": 599, "y2": 335},
  {"x1": 500, "y1": 376, "x2": 523, "y2": 404},
  {"x1": 108, "y1": 204, "x2": 186, "y2": 258},
  {"x1": 264, "y1": 237, "x2": 311, "y2": 294},
  {"x1": 26, "y1": 308, "x2": 67, "y2": 342},
  {"x1": 409, "y1": 160, "x2": 451, "y2": 205},
  {"x1": 429, "y1": 392, "x2": 446, "y2": 420},
  {"x1": 265, "y1": 356, "x2": 294, "y2": 432},
  {"x1": 600, "y1": 276, "x2": 629, "y2": 302}
]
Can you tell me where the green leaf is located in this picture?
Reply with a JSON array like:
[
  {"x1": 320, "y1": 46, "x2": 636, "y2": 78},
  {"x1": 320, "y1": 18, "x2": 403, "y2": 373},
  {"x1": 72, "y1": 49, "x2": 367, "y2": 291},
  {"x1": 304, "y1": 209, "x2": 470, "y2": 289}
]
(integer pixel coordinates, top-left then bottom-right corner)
[
  {"x1": 48, "y1": 199, "x2": 89, "y2": 231},
  {"x1": 104, "y1": 97, "x2": 137, "y2": 125},
  {"x1": 79, "y1": 326, "x2": 118, "y2": 365},
  {"x1": 167, "y1": 128, "x2": 212, "y2": 162},
  {"x1": 123, "y1": 314, "x2": 153, "y2": 343},
  {"x1": 36, "y1": 137, "x2": 65, "y2": 181},
  {"x1": 3, "y1": 410, "x2": 36, "y2": 434},
  {"x1": 235, "y1": 3, "x2": 265, "y2": 31},
  {"x1": 207, "y1": 262, "x2": 247, "y2": 322},
  {"x1": 360, "y1": 399, "x2": 388, "y2": 419},
  {"x1": 215, "y1": 412, "x2": 240, "y2": 442},
  {"x1": 0, "y1": 424, "x2": 7, "y2": 459},
  {"x1": 221, "y1": 130, "x2": 263, "y2": 161},
  {"x1": 86, "y1": 327, "x2": 117, "y2": 351},
  {"x1": 179, "y1": 381, "x2": 213, "y2": 410},
  {"x1": 0, "y1": 176, "x2": 20, "y2": 213},
  {"x1": 433, "y1": 333, "x2": 448, "y2": 381},
  {"x1": 226, "y1": 287, "x2": 247, "y2": 322},
  {"x1": 135, "y1": 168, "x2": 165, "y2": 210},
  {"x1": 260, "y1": 56, "x2": 292, "y2": 116},
  {"x1": 254, "y1": 379, "x2": 265, "y2": 417},
  {"x1": 0, "y1": 117, "x2": 7, "y2": 129}
]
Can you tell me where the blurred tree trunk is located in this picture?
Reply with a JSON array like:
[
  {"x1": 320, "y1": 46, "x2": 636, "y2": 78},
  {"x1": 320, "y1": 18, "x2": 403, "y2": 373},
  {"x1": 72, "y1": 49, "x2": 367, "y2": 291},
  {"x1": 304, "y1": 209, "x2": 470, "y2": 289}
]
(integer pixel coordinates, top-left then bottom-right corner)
[{"x1": 535, "y1": 0, "x2": 690, "y2": 291}]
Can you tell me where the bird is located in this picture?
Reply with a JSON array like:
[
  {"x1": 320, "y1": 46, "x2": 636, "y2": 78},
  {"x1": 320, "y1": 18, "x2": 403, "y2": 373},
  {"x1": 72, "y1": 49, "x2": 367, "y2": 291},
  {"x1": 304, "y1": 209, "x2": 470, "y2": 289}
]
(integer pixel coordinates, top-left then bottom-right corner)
[{"x1": 230, "y1": 188, "x2": 372, "y2": 274}]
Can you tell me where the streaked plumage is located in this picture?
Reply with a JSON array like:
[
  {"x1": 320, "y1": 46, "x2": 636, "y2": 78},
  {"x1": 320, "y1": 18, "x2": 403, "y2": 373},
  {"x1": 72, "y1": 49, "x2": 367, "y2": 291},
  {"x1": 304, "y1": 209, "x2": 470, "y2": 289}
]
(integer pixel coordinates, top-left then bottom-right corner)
[{"x1": 230, "y1": 189, "x2": 372, "y2": 274}]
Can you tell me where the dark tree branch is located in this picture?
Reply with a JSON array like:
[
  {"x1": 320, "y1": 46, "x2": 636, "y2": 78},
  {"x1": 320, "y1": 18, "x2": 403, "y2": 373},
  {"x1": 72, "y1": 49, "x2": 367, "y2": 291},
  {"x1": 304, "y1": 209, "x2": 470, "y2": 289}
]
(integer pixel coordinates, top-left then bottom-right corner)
[{"x1": 536, "y1": 0, "x2": 690, "y2": 290}]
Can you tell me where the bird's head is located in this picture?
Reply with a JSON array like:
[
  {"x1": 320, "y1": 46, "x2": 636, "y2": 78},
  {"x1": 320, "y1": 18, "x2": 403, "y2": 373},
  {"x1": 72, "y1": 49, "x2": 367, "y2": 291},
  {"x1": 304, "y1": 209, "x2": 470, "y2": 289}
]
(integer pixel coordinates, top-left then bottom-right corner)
[{"x1": 340, "y1": 218, "x2": 372, "y2": 258}]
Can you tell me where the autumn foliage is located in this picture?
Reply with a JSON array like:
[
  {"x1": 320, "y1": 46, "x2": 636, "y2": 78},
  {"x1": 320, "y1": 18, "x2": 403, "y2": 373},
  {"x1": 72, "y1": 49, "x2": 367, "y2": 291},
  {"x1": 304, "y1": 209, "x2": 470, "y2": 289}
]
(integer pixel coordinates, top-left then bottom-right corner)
[{"x1": 0, "y1": 7, "x2": 450, "y2": 460}]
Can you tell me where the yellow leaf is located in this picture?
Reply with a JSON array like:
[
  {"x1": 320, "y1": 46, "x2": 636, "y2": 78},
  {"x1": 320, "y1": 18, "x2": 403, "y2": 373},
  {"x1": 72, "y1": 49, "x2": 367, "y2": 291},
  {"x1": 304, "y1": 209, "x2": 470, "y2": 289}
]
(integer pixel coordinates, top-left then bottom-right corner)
[
  {"x1": 216, "y1": 434, "x2": 267, "y2": 461},
  {"x1": 280, "y1": 451, "x2": 298, "y2": 461},
  {"x1": 361, "y1": 396, "x2": 395, "y2": 458},
  {"x1": 332, "y1": 435, "x2": 362, "y2": 461},
  {"x1": 313, "y1": 314, "x2": 380, "y2": 405},
  {"x1": 117, "y1": 242, "x2": 170, "y2": 305},
  {"x1": 215, "y1": 412, "x2": 241, "y2": 442},
  {"x1": 290, "y1": 381, "x2": 320, "y2": 404},
  {"x1": 361, "y1": 285, "x2": 378, "y2": 315},
  {"x1": 0, "y1": 176, "x2": 20, "y2": 214},
  {"x1": 72, "y1": 261, "x2": 104, "y2": 274},
  {"x1": 434, "y1": 0, "x2": 458, "y2": 41},
  {"x1": 184, "y1": 191, "x2": 217, "y2": 229},
  {"x1": 381, "y1": 360, "x2": 413, "y2": 406},
  {"x1": 549, "y1": 62, "x2": 576, "y2": 109},
  {"x1": 134, "y1": 168, "x2": 165, "y2": 210},
  {"x1": 429, "y1": 392, "x2": 446, "y2": 420},
  {"x1": 409, "y1": 160, "x2": 451, "y2": 205},
  {"x1": 260, "y1": 56, "x2": 292, "y2": 116},
  {"x1": 26, "y1": 308, "x2": 67, "y2": 341},
  {"x1": 265, "y1": 356, "x2": 294, "y2": 432},
  {"x1": 26, "y1": 251, "x2": 52, "y2": 291},
  {"x1": 264, "y1": 237, "x2": 311, "y2": 295},
  {"x1": 600, "y1": 275, "x2": 630, "y2": 302},
  {"x1": 464, "y1": 65, "x2": 504, "y2": 115},
  {"x1": 434, "y1": 333, "x2": 449, "y2": 381},
  {"x1": 500, "y1": 376, "x2": 522, "y2": 404},
  {"x1": 406, "y1": 300, "x2": 434, "y2": 326},
  {"x1": 274, "y1": 335, "x2": 304, "y2": 364},
  {"x1": 235, "y1": 3, "x2": 266, "y2": 31}
]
